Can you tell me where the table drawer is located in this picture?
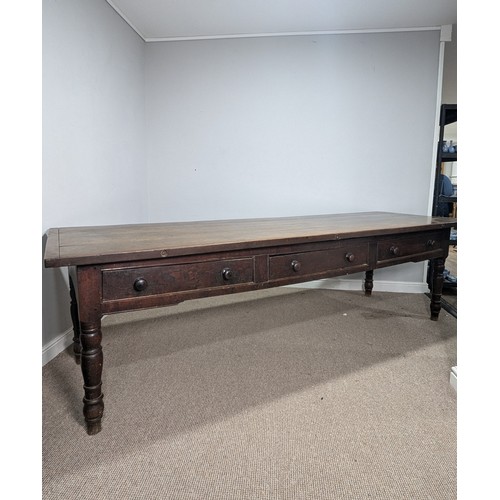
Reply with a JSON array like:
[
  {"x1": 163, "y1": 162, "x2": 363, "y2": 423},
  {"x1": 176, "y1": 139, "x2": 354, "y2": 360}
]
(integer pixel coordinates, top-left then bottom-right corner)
[
  {"x1": 269, "y1": 243, "x2": 369, "y2": 281},
  {"x1": 102, "y1": 258, "x2": 254, "y2": 301},
  {"x1": 377, "y1": 231, "x2": 444, "y2": 264}
]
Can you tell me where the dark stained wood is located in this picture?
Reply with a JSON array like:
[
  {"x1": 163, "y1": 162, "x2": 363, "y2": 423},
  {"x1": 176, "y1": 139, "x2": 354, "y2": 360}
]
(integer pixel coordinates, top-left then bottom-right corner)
[
  {"x1": 68, "y1": 272, "x2": 81, "y2": 364},
  {"x1": 44, "y1": 212, "x2": 455, "y2": 267},
  {"x1": 269, "y1": 241, "x2": 370, "y2": 281},
  {"x1": 76, "y1": 266, "x2": 104, "y2": 435},
  {"x1": 375, "y1": 230, "x2": 448, "y2": 267},
  {"x1": 102, "y1": 258, "x2": 255, "y2": 301},
  {"x1": 43, "y1": 212, "x2": 456, "y2": 435},
  {"x1": 253, "y1": 255, "x2": 269, "y2": 283},
  {"x1": 364, "y1": 270, "x2": 374, "y2": 296},
  {"x1": 430, "y1": 257, "x2": 446, "y2": 321}
]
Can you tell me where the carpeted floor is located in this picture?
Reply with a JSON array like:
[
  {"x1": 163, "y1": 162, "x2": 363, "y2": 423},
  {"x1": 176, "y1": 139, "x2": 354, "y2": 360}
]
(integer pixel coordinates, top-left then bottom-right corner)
[{"x1": 42, "y1": 288, "x2": 457, "y2": 499}]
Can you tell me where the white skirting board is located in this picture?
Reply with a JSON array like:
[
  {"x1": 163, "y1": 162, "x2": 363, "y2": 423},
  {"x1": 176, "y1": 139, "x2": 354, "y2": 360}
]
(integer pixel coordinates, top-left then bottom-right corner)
[
  {"x1": 42, "y1": 327, "x2": 74, "y2": 366},
  {"x1": 450, "y1": 366, "x2": 457, "y2": 392},
  {"x1": 288, "y1": 278, "x2": 429, "y2": 294}
]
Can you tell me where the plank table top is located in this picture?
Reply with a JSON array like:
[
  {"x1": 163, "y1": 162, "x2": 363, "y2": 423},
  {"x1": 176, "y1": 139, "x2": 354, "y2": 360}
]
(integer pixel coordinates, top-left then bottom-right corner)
[{"x1": 44, "y1": 212, "x2": 455, "y2": 268}]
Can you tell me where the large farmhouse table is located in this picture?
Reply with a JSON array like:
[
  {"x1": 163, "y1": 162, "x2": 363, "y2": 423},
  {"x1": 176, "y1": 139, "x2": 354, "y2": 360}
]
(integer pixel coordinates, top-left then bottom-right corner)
[{"x1": 44, "y1": 212, "x2": 455, "y2": 435}]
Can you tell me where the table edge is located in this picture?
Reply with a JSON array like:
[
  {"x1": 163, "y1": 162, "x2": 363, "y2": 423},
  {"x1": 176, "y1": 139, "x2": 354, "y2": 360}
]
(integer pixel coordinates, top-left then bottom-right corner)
[{"x1": 44, "y1": 217, "x2": 456, "y2": 268}]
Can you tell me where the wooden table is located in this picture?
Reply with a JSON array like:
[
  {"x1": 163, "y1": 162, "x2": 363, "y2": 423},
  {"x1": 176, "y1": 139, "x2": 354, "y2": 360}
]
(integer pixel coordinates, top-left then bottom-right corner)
[{"x1": 44, "y1": 212, "x2": 455, "y2": 435}]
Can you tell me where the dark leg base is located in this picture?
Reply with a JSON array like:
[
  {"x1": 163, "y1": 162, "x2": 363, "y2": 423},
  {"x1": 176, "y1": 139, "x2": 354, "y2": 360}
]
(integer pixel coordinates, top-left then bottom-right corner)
[
  {"x1": 73, "y1": 345, "x2": 81, "y2": 365},
  {"x1": 82, "y1": 391, "x2": 104, "y2": 436},
  {"x1": 86, "y1": 421, "x2": 102, "y2": 435},
  {"x1": 83, "y1": 397, "x2": 104, "y2": 435},
  {"x1": 430, "y1": 300, "x2": 442, "y2": 320},
  {"x1": 364, "y1": 270, "x2": 374, "y2": 296}
]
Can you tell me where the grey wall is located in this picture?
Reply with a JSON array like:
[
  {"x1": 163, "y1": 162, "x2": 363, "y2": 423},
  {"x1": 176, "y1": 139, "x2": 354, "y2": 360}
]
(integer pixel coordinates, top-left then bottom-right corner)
[
  {"x1": 145, "y1": 32, "x2": 440, "y2": 222},
  {"x1": 42, "y1": 0, "x2": 147, "y2": 231},
  {"x1": 42, "y1": 0, "x2": 146, "y2": 355}
]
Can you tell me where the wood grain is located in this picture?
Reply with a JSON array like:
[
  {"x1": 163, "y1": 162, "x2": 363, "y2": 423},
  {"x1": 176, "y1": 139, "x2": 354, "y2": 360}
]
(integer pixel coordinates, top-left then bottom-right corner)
[{"x1": 44, "y1": 212, "x2": 455, "y2": 267}]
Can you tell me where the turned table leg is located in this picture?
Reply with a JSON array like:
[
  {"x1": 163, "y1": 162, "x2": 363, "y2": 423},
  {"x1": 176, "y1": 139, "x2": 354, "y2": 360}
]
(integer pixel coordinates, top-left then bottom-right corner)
[
  {"x1": 76, "y1": 266, "x2": 104, "y2": 435},
  {"x1": 430, "y1": 257, "x2": 445, "y2": 321},
  {"x1": 80, "y1": 319, "x2": 104, "y2": 435},
  {"x1": 68, "y1": 275, "x2": 81, "y2": 364},
  {"x1": 364, "y1": 270, "x2": 374, "y2": 296}
]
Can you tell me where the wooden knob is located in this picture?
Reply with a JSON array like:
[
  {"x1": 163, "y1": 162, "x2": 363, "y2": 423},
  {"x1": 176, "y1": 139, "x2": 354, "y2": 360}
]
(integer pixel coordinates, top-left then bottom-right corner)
[
  {"x1": 390, "y1": 246, "x2": 400, "y2": 256},
  {"x1": 221, "y1": 268, "x2": 233, "y2": 280},
  {"x1": 291, "y1": 260, "x2": 301, "y2": 272},
  {"x1": 345, "y1": 252, "x2": 355, "y2": 263},
  {"x1": 427, "y1": 239, "x2": 436, "y2": 248},
  {"x1": 133, "y1": 278, "x2": 148, "y2": 292}
]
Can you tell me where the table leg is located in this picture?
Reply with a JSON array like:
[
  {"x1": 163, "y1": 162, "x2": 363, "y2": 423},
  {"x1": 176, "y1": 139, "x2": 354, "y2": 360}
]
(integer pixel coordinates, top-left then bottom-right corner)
[
  {"x1": 80, "y1": 319, "x2": 104, "y2": 435},
  {"x1": 69, "y1": 276, "x2": 81, "y2": 364},
  {"x1": 430, "y1": 257, "x2": 445, "y2": 321},
  {"x1": 77, "y1": 266, "x2": 104, "y2": 435},
  {"x1": 364, "y1": 270, "x2": 374, "y2": 296}
]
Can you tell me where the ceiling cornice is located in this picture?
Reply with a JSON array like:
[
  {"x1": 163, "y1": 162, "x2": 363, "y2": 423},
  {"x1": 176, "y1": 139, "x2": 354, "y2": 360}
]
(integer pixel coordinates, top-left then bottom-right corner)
[
  {"x1": 142, "y1": 26, "x2": 442, "y2": 43},
  {"x1": 107, "y1": 0, "x2": 146, "y2": 40},
  {"x1": 106, "y1": 0, "x2": 454, "y2": 43}
]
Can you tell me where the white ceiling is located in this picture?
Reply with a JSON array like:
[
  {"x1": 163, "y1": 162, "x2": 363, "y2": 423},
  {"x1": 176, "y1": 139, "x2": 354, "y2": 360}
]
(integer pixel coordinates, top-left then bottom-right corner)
[{"x1": 106, "y1": 0, "x2": 457, "y2": 41}]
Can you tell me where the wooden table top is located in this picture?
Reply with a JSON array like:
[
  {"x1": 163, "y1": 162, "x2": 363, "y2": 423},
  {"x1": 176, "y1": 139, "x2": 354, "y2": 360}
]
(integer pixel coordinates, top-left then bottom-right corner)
[{"x1": 44, "y1": 212, "x2": 456, "y2": 267}]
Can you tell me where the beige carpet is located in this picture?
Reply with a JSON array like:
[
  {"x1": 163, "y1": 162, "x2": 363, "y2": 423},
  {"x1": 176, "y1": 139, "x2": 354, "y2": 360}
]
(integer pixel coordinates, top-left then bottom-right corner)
[{"x1": 43, "y1": 288, "x2": 457, "y2": 499}]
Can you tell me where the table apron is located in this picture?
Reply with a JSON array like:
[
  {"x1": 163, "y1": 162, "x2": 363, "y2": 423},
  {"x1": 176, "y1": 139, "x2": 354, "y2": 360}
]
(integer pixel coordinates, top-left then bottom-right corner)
[{"x1": 96, "y1": 231, "x2": 448, "y2": 315}]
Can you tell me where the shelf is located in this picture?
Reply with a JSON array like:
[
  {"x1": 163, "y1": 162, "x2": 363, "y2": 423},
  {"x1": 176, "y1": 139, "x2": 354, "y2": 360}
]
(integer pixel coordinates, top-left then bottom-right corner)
[
  {"x1": 433, "y1": 103, "x2": 458, "y2": 219},
  {"x1": 439, "y1": 104, "x2": 457, "y2": 126},
  {"x1": 430, "y1": 104, "x2": 457, "y2": 320},
  {"x1": 440, "y1": 153, "x2": 457, "y2": 162}
]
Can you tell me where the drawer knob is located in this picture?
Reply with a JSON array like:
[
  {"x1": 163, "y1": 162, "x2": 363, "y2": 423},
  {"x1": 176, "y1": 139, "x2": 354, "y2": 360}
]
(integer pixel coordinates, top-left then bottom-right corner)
[
  {"x1": 427, "y1": 239, "x2": 436, "y2": 248},
  {"x1": 390, "y1": 246, "x2": 400, "y2": 256},
  {"x1": 345, "y1": 252, "x2": 355, "y2": 263},
  {"x1": 291, "y1": 260, "x2": 301, "y2": 272},
  {"x1": 221, "y1": 268, "x2": 233, "y2": 281},
  {"x1": 133, "y1": 278, "x2": 148, "y2": 292}
]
